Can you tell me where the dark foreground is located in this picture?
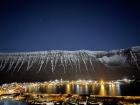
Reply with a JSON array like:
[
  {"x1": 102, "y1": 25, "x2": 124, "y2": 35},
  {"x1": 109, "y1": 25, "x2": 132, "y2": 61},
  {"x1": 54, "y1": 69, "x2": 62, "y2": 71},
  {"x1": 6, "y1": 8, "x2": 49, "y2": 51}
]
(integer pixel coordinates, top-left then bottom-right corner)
[{"x1": 1, "y1": 93, "x2": 140, "y2": 105}]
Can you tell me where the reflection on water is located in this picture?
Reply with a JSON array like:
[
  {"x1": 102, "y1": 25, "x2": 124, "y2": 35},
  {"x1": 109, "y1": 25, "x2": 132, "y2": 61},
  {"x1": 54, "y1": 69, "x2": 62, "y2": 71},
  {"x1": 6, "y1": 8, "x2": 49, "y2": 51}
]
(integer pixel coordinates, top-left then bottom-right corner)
[
  {"x1": 26, "y1": 83, "x2": 121, "y2": 96},
  {"x1": 66, "y1": 84, "x2": 71, "y2": 94},
  {"x1": 0, "y1": 100, "x2": 27, "y2": 105},
  {"x1": 47, "y1": 85, "x2": 57, "y2": 94},
  {"x1": 116, "y1": 84, "x2": 121, "y2": 95},
  {"x1": 99, "y1": 84, "x2": 106, "y2": 96}
]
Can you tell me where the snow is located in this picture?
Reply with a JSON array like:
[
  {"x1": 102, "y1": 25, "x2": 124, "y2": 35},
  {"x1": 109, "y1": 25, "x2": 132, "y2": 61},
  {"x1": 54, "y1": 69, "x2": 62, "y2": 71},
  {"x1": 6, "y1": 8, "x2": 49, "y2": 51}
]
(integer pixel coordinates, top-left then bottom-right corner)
[
  {"x1": 98, "y1": 55, "x2": 127, "y2": 66},
  {"x1": 0, "y1": 46, "x2": 140, "y2": 72},
  {"x1": 0, "y1": 50, "x2": 99, "y2": 72}
]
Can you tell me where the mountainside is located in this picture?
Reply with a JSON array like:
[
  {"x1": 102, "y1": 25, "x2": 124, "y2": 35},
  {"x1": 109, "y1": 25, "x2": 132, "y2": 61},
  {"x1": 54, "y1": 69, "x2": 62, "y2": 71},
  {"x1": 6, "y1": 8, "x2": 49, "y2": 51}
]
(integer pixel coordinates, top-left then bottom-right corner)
[{"x1": 0, "y1": 46, "x2": 140, "y2": 82}]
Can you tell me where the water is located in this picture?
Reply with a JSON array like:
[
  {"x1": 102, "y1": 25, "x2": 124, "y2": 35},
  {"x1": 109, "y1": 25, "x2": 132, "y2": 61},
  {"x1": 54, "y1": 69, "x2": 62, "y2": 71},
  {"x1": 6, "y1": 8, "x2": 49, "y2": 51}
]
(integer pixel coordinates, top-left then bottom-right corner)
[
  {"x1": 1, "y1": 81, "x2": 140, "y2": 105},
  {"x1": 0, "y1": 100, "x2": 27, "y2": 105},
  {"x1": 26, "y1": 81, "x2": 140, "y2": 96}
]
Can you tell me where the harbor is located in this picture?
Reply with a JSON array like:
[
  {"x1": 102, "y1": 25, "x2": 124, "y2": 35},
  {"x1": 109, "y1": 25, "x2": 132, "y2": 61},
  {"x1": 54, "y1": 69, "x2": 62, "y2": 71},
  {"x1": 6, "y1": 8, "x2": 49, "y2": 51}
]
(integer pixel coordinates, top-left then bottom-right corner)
[{"x1": 0, "y1": 80, "x2": 140, "y2": 105}]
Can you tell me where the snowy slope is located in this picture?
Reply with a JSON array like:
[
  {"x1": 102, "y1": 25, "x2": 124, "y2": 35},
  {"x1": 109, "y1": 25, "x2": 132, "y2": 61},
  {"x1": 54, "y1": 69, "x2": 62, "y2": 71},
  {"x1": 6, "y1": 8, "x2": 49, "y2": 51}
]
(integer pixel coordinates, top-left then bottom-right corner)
[
  {"x1": 0, "y1": 46, "x2": 140, "y2": 73},
  {"x1": 0, "y1": 46, "x2": 139, "y2": 81}
]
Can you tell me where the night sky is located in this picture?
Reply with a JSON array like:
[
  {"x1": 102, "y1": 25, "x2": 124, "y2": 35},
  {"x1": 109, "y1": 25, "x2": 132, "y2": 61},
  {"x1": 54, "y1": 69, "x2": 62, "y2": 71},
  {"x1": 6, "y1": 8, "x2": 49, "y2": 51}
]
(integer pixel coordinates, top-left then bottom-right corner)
[{"x1": 0, "y1": 0, "x2": 140, "y2": 52}]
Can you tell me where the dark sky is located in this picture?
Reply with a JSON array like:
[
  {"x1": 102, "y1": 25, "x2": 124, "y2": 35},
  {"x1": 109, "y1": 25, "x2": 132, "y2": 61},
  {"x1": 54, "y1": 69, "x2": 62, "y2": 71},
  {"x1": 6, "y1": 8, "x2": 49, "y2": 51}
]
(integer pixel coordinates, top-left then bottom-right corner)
[{"x1": 0, "y1": 0, "x2": 140, "y2": 52}]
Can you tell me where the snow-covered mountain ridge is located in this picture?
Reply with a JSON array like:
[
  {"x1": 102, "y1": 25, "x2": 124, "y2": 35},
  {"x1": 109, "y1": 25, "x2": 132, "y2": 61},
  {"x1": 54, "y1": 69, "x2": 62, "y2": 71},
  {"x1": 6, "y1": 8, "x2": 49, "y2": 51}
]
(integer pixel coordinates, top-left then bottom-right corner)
[
  {"x1": 0, "y1": 46, "x2": 139, "y2": 81},
  {"x1": 0, "y1": 46, "x2": 140, "y2": 72}
]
